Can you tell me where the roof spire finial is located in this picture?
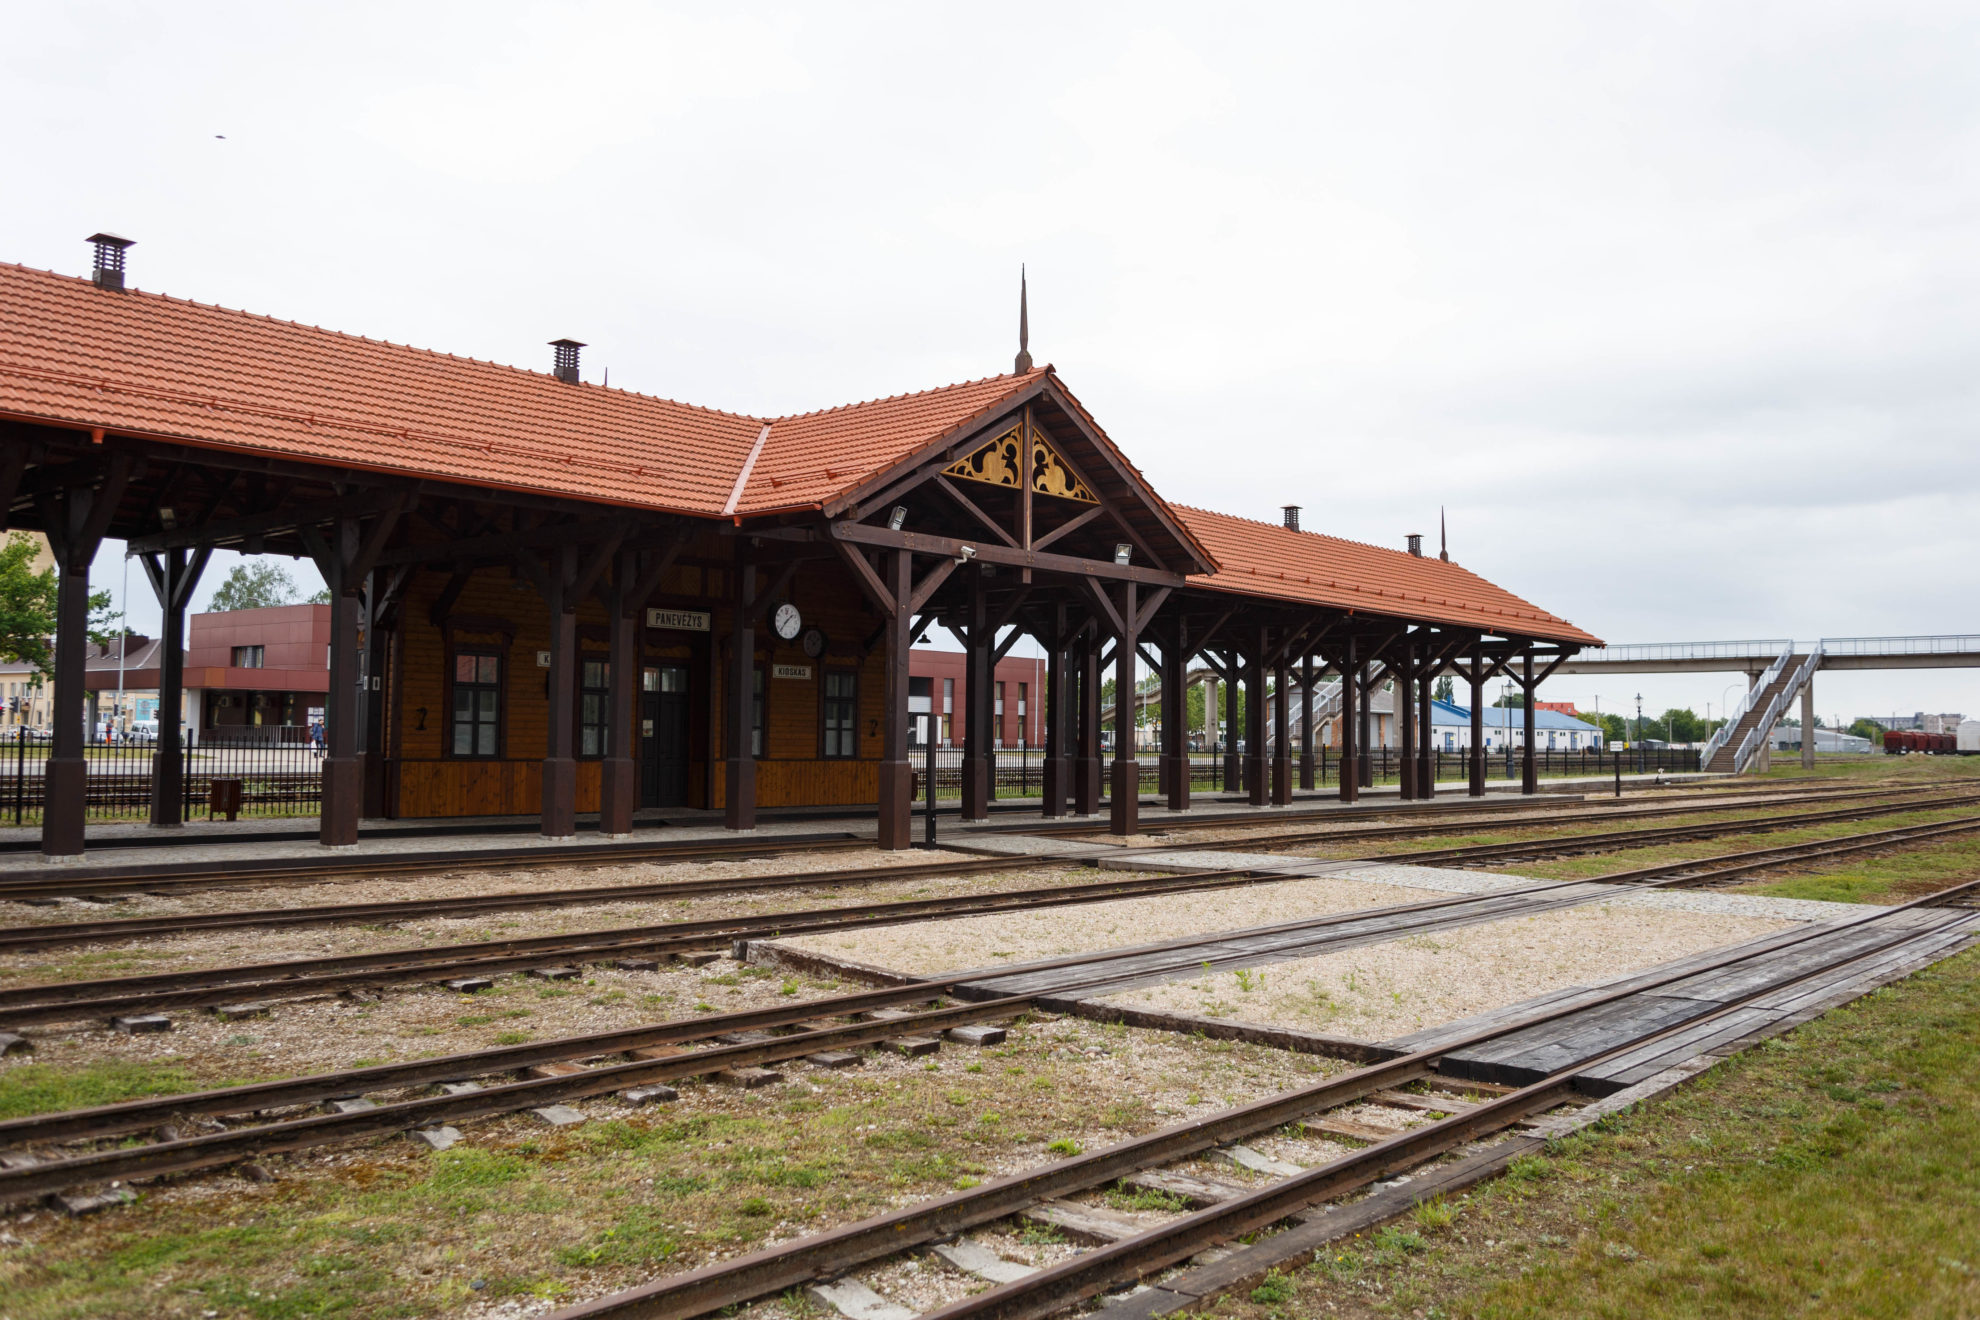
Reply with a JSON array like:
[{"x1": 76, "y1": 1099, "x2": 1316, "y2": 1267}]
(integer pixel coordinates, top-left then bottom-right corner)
[
  {"x1": 1439, "y1": 506, "x2": 1449, "y2": 562},
  {"x1": 1013, "y1": 264, "x2": 1032, "y2": 374}
]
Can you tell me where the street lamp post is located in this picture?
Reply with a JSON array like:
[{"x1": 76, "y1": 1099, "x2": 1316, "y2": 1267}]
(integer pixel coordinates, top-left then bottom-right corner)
[{"x1": 1635, "y1": 693, "x2": 1644, "y2": 774}]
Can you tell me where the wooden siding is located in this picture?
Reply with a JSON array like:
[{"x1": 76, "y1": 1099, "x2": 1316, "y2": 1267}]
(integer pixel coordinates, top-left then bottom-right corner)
[{"x1": 382, "y1": 532, "x2": 892, "y2": 818}]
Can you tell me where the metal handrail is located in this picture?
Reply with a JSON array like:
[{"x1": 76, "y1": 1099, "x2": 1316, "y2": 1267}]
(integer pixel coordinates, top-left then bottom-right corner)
[
  {"x1": 1817, "y1": 635, "x2": 1980, "y2": 657},
  {"x1": 1731, "y1": 643, "x2": 1825, "y2": 773},
  {"x1": 1571, "y1": 639, "x2": 1793, "y2": 664},
  {"x1": 1700, "y1": 641, "x2": 1792, "y2": 768}
]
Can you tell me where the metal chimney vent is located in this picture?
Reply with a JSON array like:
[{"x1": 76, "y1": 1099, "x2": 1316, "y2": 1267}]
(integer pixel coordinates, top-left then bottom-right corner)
[
  {"x1": 1406, "y1": 533, "x2": 1423, "y2": 558},
  {"x1": 1281, "y1": 505, "x2": 1301, "y2": 531},
  {"x1": 549, "y1": 338, "x2": 586, "y2": 384},
  {"x1": 87, "y1": 232, "x2": 134, "y2": 291}
]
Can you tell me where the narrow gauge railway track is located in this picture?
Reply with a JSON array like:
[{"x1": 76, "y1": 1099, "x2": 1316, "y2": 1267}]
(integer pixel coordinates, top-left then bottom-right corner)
[
  {"x1": 1, "y1": 787, "x2": 1963, "y2": 958},
  {"x1": 6, "y1": 799, "x2": 1977, "y2": 1026},
  {"x1": 0, "y1": 831, "x2": 871, "y2": 903},
  {"x1": 0, "y1": 781, "x2": 1933, "y2": 908},
  {"x1": 0, "y1": 854, "x2": 1058, "y2": 954},
  {"x1": 1032, "y1": 779, "x2": 1944, "y2": 840},
  {"x1": 1100, "y1": 779, "x2": 1964, "y2": 850},
  {"x1": 0, "y1": 879, "x2": 1593, "y2": 1154},
  {"x1": 4, "y1": 870, "x2": 1972, "y2": 1221},
  {"x1": 527, "y1": 878, "x2": 1980, "y2": 1320},
  {"x1": 1210, "y1": 792, "x2": 1980, "y2": 868}
]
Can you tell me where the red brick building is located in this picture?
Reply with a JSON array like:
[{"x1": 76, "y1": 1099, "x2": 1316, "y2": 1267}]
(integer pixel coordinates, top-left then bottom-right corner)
[
  {"x1": 909, "y1": 649, "x2": 1047, "y2": 747},
  {"x1": 185, "y1": 604, "x2": 331, "y2": 739}
]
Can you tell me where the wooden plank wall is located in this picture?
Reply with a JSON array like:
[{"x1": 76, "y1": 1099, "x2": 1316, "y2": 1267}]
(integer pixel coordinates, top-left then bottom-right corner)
[{"x1": 386, "y1": 532, "x2": 892, "y2": 817}]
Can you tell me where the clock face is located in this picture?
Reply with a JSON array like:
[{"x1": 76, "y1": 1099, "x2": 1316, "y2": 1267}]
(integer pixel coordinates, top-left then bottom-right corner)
[
  {"x1": 800, "y1": 627, "x2": 826, "y2": 658},
  {"x1": 772, "y1": 602, "x2": 803, "y2": 641}
]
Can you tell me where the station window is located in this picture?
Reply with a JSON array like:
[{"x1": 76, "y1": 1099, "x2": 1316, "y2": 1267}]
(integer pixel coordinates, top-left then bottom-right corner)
[
  {"x1": 822, "y1": 669, "x2": 858, "y2": 758},
  {"x1": 451, "y1": 651, "x2": 502, "y2": 757},
  {"x1": 231, "y1": 645, "x2": 264, "y2": 668},
  {"x1": 579, "y1": 658, "x2": 609, "y2": 757}
]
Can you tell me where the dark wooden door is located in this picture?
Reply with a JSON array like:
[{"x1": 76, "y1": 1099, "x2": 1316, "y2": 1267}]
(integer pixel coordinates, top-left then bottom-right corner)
[{"x1": 641, "y1": 664, "x2": 690, "y2": 808}]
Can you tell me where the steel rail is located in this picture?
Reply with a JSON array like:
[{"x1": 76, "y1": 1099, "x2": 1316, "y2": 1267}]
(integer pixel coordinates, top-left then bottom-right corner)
[
  {"x1": 0, "y1": 854, "x2": 1055, "y2": 953},
  {"x1": 1, "y1": 786, "x2": 1957, "y2": 958},
  {"x1": 1101, "y1": 783, "x2": 1958, "y2": 851},
  {"x1": 0, "y1": 868, "x2": 1262, "y2": 1027},
  {"x1": 1034, "y1": 779, "x2": 1937, "y2": 840},
  {"x1": 1260, "y1": 791, "x2": 1980, "y2": 867},
  {"x1": 538, "y1": 876, "x2": 1980, "y2": 1320},
  {"x1": 910, "y1": 889, "x2": 1980, "y2": 1320},
  {"x1": 10, "y1": 799, "x2": 1975, "y2": 1025},
  {"x1": 0, "y1": 884, "x2": 1638, "y2": 1150},
  {"x1": 7, "y1": 845, "x2": 1973, "y2": 1208},
  {"x1": 0, "y1": 832, "x2": 871, "y2": 902}
]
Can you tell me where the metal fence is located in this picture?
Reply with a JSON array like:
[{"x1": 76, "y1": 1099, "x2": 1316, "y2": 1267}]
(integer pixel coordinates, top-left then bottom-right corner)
[
  {"x1": 906, "y1": 743, "x2": 1702, "y2": 799},
  {"x1": 0, "y1": 729, "x2": 324, "y2": 825}
]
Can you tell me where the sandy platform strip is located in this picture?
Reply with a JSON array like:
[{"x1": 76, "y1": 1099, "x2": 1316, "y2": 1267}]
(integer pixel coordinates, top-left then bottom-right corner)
[
  {"x1": 1095, "y1": 900, "x2": 1793, "y2": 1043},
  {"x1": 778, "y1": 875, "x2": 1445, "y2": 976}
]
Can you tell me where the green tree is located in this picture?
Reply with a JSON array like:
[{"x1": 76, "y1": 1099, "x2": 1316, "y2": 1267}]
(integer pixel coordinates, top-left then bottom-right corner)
[
  {"x1": 1433, "y1": 675, "x2": 1455, "y2": 703},
  {"x1": 1847, "y1": 718, "x2": 1885, "y2": 747},
  {"x1": 0, "y1": 532, "x2": 57, "y2": 672},
  {"x1": 208, "y1": 560, "x2": 301, "y2": 611},
  {"x1": 0, "y1": 533, "x2": 118, "y2": 674}
]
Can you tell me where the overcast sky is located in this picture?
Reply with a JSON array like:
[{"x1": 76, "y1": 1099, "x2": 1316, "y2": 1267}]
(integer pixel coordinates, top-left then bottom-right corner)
[{"x1": 5, "y1": 2, "x2": 1975, "y2": 725}]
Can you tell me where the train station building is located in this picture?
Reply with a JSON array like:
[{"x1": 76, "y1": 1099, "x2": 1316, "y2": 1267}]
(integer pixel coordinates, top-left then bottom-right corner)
[{"x1": 0, "y1": 238, "x2": 1597, "y2": 859}]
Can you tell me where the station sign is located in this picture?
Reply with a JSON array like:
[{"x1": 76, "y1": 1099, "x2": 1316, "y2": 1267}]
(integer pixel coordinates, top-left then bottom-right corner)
[
  {"x1": 646, "y1": 608, "x2": 712, "y2": 632},
  {"x1": 772, "y1": 664, "x2": 813, "y2": 681}
]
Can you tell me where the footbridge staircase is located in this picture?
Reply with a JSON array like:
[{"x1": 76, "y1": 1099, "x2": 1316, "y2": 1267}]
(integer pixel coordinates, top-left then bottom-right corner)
[{"x1": 1697, "y1": 645, "x2": 1820, "y2": 774}]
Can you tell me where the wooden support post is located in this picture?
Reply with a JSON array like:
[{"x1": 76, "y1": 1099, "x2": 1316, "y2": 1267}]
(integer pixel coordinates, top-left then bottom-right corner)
[
  {"x1": 1338, "y1": 637, "x2": 1359, "y2": 803},
  {"x1": 140, "y1": 546, "x2": 209, "y2": 828},
  {"x1": 1469, "y1": 651, "x2": 1486, "y2": 797},
  {"x1": 1223, "y1": 666, "x2": 1242, "y2": 794},
  {"x1": 877, "y1": 550, "x2": 913, "y2": 849},
  {"x1": 1163, "y1": 632, "x2": 1189, "y2": 812},
  {"x1": 360, "y1": 575, "x2": 390, "y2": 819},
  {"x1": 1418, "y1": 659, "x2": 1435, "y2": 798},
  {"x1": 1356, "y1": 660, "x2": 1374, "y2": 789},
  {"x1": 1271, "y1": 651, "x2": 1292, "y2": 806},
  {"x1": 1397, "y1": 642, "x2": 1417, "y2": 802},
  {"x1": 599, "y1": 549, "x2": 639, "y2": 837},
  {"x1": 724, "y1": 553, "x2": 758, "y2": 831},
  {"x1": 1075, "y1": 632, "x2": 1101, "y2": 816},
  {"x1": 321, "y1": 520, "x2": 363, "y2": 848},
  {"x1": 960, "y1": 569, "x2": 990, "y2": 821},
  {"x1": 539, "y1": 545, "x2": 579, "y2": 839},
  {"x1": 1245, "y1": 632, "x2": 1267, "y2": 807},
  {"x1": 1521, "y1": 652, "x2": 1538, "y2": 795},
  {"x1": 1109, "y1": 581, "x2": 1139, "y2": 836},
  {"x1": 1041, "y1": 608, "x2": 1069, "y2": 817},
  {"x1": 1298, "y1": 656, "x2": 1315, "y2": 791},
  {"x1": 38, "y1": 461, "x2": 131, "y2": 857}
]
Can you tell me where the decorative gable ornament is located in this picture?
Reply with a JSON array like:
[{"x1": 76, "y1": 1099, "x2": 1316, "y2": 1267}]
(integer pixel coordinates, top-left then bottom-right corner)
[{"x1": 943, "y1": 423, "x2": 1097, "y2": 504}]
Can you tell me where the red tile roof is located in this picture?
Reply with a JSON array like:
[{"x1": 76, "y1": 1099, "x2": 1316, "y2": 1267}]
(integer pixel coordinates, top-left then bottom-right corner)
[
  {"x1": 0, "y1": 262, "x2": 1049, "y2": 520},
  {"x1": 1175, "y1": 506, "x2": 1600, "y2": 645},
  {"x1": 0, "y1": 261, "x2": 1592, "y2": 641},
  {"x1": 738, "y1": 370, "x2": 1052, "y2": 515}
]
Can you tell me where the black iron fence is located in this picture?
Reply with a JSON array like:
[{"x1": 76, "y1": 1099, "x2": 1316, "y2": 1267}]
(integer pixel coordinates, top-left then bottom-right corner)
[
  {"x1": 905, "y1": 743, "x2": 1702, "y2": 800},
  {"x1": 0, "y1": 729, "x2": 324, "y2": 825}
]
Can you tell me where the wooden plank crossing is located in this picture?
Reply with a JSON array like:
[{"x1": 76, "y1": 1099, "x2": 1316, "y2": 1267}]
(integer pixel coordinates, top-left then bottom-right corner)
[
  {"x1": 1425, "y1": 910, "x2": 1980, "y2": 1095},
  {"x1": 951, "y1": 884, "x2": 1617, "y2": 1002}
]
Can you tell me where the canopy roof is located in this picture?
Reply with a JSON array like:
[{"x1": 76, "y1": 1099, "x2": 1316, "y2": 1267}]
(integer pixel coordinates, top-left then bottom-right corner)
[{"x1": 0, "y1": 260, "x2": 1597, "y2": 645}]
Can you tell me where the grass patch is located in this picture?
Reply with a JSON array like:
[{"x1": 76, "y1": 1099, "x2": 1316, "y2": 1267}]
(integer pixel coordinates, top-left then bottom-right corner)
[
  {"x1": 1210, "y1": 943, "x2": 1980, "y2": 1320},
  {"x1": 0, "y1": 1059, "x2": 199, "y2": 1120}
]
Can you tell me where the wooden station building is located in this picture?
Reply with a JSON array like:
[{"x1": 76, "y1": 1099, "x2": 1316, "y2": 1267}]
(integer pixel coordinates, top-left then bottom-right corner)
[{"x1": 0, "y1": 238, "x2": 1598, "y2": 858}]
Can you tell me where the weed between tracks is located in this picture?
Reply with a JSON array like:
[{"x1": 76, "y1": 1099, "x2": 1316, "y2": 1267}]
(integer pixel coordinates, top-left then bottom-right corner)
[
  {"x1": 0, "y1": 1012, "x2": 1341, "y2": 1318},
  {"x1": 1192, "y1": 945, "x2": 1980, "y2": 1320}
]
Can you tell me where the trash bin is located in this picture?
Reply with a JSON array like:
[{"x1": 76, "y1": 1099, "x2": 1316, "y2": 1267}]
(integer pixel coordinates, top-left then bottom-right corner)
[{"x1": 208, "y1": 778, "x2": 244, "y2": 822}]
